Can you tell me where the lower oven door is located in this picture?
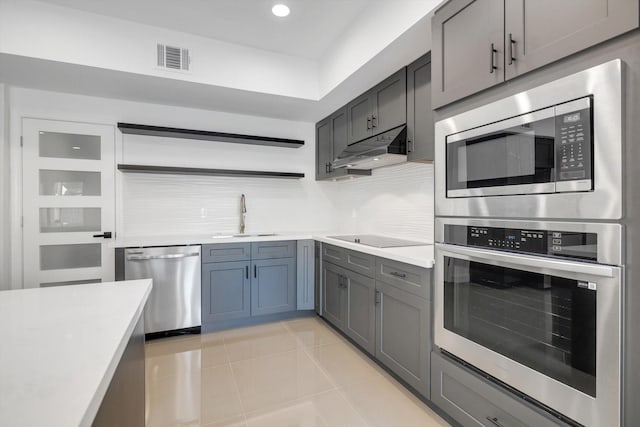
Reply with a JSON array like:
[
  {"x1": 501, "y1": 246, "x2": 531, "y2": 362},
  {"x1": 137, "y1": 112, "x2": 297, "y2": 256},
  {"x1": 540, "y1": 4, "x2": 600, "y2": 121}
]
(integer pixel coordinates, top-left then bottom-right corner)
[{"x1": 434, "y1": 243, "x2": 622, "y2": 427}]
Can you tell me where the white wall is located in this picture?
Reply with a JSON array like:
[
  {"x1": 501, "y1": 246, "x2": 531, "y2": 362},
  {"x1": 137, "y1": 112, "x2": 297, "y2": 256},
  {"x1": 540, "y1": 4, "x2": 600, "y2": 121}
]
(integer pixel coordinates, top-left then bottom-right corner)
[
  {"x1": 0, "y1": 84, "x2": 10, "y2": 290},
  {"x1": 8, "y1": 88, "x2": 434, "y2": 264},
  {"x1": 0, "y1": 0, "x2": 319, "y2": 100}
]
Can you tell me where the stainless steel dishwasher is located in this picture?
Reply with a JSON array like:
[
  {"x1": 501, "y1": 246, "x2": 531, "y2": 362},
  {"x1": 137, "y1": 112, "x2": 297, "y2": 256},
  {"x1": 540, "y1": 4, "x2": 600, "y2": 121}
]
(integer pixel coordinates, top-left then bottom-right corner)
[{"x1": 124, "y1": 245, "x2": 201, "y2": 334}]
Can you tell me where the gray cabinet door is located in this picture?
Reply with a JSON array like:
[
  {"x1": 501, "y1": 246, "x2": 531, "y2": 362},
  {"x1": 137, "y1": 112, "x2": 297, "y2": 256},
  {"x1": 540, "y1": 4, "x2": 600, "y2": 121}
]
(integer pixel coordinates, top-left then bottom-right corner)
[
  {"x1": 314, "y1": 241, "x2": 321, "y2": 315},
  {"x1": 296, "y1": 239, "x2": 314, "y2": 310},
  {"x1": 407, "y1": 53, "x2": 434, "y2": 162},
  {"x1": 344, "y1": 269, "x2": 376, "y2": 356},
  {"x1": 432, "y1": 0, "x2": 504, "y2": 108},
  {"x1": 331, "y1": 107, "x2": 349, "y2": 164},
  {"x1": 251, "y1": 258, "x2": 296, "y2": 316},
  {"x1": 505, "y1": 0, "x2": 638, "y2": 80},
  {"x1": 376, "y1": 282, "x2": 430, "y2": 398},
  {"x1": 371, "y1": 68, "x2": 407, "y2": 135},
  {"x1": 316, "y1": 116, "x2": 332, "y2": 180},
  {"x1": 323, "y1": 261, "x2": 345, "y2": 329},
  {"x1": 347, "y1": 92, "x2": 373, "y2": 144},
  {"x1": 431, "y1": 351, "x2": 568, "y2": 427},
  {"x1": 202, "y1": 261, "x2": 251, "y2": 323}
]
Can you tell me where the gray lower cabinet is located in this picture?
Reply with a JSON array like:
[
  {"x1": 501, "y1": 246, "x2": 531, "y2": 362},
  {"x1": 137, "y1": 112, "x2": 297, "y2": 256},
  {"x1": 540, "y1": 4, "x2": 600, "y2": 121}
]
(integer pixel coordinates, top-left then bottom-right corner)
[
  {"x1": 431, "y1": 351, "x2": 569, "y2": 427},
  {"x1": 407, "y1": 52, "x2": 434, "y2": 162},
  {"x1": 344, "y1": 269, "x2": 376, "y2": 356},
  {"x1": 376, "y1": 281, "x2": 430, "y2": 398},
  {"x1": 202, "y1": 260, "x2": 251, "y2": 323},
  {"x1": 202, "y1": 241, "x2": 297, "y2": 326},
  {"x1": 322, "y1": 261, "x2": 345, "y2": 329},
  {"x1": 251, "y1": 258, "x2": 296, "y2": 316}
]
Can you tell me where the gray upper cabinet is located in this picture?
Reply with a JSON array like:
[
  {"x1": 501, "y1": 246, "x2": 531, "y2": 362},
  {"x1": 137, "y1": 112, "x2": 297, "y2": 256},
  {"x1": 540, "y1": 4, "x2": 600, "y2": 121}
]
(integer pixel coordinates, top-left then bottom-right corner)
[
  {"x1": 344, "y1": 270, "x2": 376, "y2": 356},
  {"x1": 315, "y1": 117, "x2": 332, "y2": 180},
  {"x1": 347, "y1": 68, "x2": 407, "y2": 144},
  {"x1": 202, "y1": 260, "x2": 251, "y2": 323},
  {"x1": 432, "y1": 0, "x2": 639, "y2": 108},
  {"x1": 504, "y1": 0, "x2": 639, "y2": 79},
  {"x1": 251, "y1": 258, "x2": 296, "y2": 316},
  {"x1": 331, "y1": 107, "x2": 349, "y2": 165},
  {"x1": 432, "y1": 0, "x2": 504, "y2": 109},
  {"x1": 372, "y1": 69, "x2": 407, "y2": 135},
  {"x1": 347, "y1": 92, "x2": 374, "y2": 144},
  {"x1": 407, "y1": 53, "x2": 434, "y2": 162}
]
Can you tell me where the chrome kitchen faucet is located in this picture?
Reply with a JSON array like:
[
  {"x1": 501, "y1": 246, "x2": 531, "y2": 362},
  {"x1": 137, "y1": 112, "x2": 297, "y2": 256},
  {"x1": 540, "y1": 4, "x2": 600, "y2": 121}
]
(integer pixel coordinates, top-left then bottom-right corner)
[{"x1": 240, "y1": 194, "x2": 247, "y2": 234}]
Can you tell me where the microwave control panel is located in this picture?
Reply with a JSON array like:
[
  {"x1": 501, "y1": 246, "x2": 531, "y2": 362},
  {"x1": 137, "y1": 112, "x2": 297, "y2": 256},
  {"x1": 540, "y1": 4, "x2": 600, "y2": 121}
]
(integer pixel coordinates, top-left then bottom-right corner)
[
  {"x1": 555, "y1": 97, "x2": 593, "y2": 183},
  {"x1": 444, "y1": 225, "x2": 597, "y2": 261}
]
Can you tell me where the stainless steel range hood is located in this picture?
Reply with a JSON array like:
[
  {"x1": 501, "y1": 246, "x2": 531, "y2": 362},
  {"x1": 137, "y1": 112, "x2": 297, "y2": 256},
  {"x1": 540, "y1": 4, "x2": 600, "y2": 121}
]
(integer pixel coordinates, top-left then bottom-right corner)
[{"x1": 332, "y1": 125, "x2": 407, "y2": 170}]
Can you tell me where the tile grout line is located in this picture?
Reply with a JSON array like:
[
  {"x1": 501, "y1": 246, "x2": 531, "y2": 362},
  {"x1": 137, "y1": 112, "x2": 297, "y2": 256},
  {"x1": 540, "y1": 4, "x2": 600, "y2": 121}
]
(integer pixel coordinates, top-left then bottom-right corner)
[{"x1": 222, "y1": 337, "x2": 249, "y2": 426}]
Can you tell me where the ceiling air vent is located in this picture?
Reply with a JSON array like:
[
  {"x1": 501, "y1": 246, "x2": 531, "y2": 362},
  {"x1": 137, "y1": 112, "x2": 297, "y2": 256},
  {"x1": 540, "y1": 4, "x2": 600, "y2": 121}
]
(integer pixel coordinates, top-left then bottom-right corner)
[{"x1": 157, "y1": 44, "x2": 190, "y2": 71}]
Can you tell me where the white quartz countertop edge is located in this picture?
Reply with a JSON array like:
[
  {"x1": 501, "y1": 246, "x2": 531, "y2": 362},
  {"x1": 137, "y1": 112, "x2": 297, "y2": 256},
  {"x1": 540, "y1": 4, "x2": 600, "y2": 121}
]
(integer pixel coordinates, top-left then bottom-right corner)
[
  {"x1": 111, "y1": 233, "x2": 434, "y2": 268},
  {"x1": 0, "y1": 279, "x2": 152, "y2": 427}
]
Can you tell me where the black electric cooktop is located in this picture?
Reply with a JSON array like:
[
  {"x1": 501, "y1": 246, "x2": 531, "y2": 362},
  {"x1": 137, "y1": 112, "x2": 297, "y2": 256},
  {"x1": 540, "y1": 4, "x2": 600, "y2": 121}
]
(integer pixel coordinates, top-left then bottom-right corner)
[{"x1": 327, "y1": 234, "x2": 425, "y2": 248}]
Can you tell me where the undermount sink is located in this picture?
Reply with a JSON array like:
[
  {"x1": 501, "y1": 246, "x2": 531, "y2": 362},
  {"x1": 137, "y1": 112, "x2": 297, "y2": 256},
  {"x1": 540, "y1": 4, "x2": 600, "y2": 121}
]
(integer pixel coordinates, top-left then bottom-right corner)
[{"x1": 212, "y1": 233, "x2": 278, "y2": 239}]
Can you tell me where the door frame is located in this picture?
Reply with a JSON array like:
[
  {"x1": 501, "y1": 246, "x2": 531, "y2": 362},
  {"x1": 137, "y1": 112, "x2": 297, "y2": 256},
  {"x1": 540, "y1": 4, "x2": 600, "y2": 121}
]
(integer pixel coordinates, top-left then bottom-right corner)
[{"x1": 10, "y1": 103, "x2": 120, "y2": 289}]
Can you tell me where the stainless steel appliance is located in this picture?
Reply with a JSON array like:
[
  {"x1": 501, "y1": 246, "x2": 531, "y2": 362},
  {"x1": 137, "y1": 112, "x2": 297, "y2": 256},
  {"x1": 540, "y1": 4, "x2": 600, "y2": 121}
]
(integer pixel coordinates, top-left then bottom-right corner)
[
  {"x1": 434, "y1": 217, "x2": 623, "y2": 427},
  {"x1": 435, "y1": 59, "x2": 623, "y2": 219},
  {"x1": 333, "y1": 125, "x2": 407, "y2": 170},
  {"x1": 328, "y1": 234, "x2": 424, "y2": 248},
  {"x1": 124, "y1": 245, "x2": 201, "y2": 334}
]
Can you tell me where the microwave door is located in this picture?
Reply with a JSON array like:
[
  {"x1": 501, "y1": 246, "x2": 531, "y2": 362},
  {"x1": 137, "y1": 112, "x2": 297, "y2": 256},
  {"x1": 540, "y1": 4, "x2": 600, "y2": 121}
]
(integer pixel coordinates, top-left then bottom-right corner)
[{"x1": 446, "y1": 106, "x2": 556, "y2": 198}]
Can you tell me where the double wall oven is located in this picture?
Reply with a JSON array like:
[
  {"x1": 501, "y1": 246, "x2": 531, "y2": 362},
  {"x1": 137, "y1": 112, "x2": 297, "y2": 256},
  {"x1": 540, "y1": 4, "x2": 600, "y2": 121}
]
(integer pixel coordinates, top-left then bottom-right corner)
[{"x1": 433, "y1": 60, "x2": 625, "y2": 427}]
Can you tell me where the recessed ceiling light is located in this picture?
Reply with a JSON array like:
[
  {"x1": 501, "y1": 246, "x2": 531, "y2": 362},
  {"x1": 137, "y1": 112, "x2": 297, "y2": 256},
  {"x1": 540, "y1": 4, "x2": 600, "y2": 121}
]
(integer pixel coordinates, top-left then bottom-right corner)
[
  {"x1": 272, "y1": 4, "x2": 290, "y2": 17},
  {"x1": 373, "y1": 158, "x2": 380, "y2": 161},
  {"x1": 72, "y1": 146, "x2": 81, "y2": 150}
]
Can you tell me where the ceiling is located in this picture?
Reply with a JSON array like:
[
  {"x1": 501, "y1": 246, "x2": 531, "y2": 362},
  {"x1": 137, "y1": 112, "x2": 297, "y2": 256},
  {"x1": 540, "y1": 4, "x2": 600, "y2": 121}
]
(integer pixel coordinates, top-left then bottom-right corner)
[{"x1": 36, "y1": 0, "x2": 371, "y2": 59}]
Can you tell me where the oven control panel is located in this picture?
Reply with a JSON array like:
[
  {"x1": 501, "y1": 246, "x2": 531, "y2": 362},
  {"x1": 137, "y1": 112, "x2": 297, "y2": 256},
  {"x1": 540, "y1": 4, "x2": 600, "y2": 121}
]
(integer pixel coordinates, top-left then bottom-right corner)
[
  {"x1": 445, "y1": 225, "x2": 597, "y2": 261},
  {"x1": 555, "y1": 97, "x2": 593, "y2": 183}
]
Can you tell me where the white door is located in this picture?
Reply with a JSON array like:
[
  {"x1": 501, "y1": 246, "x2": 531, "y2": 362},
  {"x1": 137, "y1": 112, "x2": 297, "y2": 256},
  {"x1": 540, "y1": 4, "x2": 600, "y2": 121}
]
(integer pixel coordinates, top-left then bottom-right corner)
[{"x1": 22, "y1": 118, "x2": 115, "y2": 289}]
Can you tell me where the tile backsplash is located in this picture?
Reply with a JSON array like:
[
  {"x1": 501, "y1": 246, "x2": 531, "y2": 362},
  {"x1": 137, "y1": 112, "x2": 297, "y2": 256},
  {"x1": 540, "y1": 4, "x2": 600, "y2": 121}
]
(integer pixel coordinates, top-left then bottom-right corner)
[{"x1": 122, "y1": 162, "x2": 434, "y2": 241}]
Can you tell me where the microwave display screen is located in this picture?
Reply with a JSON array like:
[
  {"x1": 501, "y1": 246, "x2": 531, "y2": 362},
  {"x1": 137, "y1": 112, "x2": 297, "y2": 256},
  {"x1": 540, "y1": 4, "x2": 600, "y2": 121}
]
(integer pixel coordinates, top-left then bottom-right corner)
[{"x1": 563, "y1": 112, "x2": 581, "y2": 123}]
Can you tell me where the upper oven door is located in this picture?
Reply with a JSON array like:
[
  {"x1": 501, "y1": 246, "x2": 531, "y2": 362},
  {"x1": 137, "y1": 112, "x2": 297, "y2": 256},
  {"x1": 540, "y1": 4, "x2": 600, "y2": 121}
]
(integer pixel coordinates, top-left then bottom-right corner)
[
  {"x1": 435, "y1": 59, "x2": 623, "y2": 219},
  {"x1": 434, "y1": 243, "x2": 622, "y2": 427},
  {"x1": 446, "y1": 106, "x2": 557, "y2": 198}
]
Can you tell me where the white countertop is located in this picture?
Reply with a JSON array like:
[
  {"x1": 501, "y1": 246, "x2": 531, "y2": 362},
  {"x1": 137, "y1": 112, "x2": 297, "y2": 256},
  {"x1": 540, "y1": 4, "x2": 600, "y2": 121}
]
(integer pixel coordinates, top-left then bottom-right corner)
[
  {"x1": 0, "y1": 280, "x2": 152, "y2": 427},
  {"x1": 111, "y1": 232, "x2": 434, "y2": 268}
]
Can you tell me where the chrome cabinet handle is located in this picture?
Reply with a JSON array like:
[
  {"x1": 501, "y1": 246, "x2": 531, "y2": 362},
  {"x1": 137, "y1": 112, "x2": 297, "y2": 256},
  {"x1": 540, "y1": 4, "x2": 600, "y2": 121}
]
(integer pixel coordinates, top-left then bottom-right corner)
[
  {"x1": 371, "y1": 115, "x2": 377, "y2": 128},
  {"x1": 407, "y1": 139, "x2": 413, "y2": 153},
  {"x1": 127, "y1": 252, "x2": 200, "y2": 261},
  {"x1": 486, "y1": 416, "x2": 505, "y2": 427},
  {"x1": 367, "y1": 116, "x2": 372, "y2": 130},
  {"x1": 508, "y1": 33, "x2": 516, "y2": 65},
  {"x1": 375, "y1": 290, "x2": 381, "y2": 305},
  {"x1": 490, "y1": 43, "x2": 497, "y2": 74},
  {"x1": 389, "y1": 271, "x2": 407, "y2": 279},
  {"x1": 93, "y1": 232, "x2": 112, "y2": 239}
]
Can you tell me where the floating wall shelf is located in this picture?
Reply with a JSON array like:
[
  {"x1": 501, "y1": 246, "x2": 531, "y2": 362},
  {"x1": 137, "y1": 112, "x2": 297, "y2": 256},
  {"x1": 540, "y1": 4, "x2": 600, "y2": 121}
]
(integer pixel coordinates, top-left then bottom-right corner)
[
  {"x1": 117, "y1": 123, "x2": 304, "y2": 148},
  {"x1": 117, "y1": 164, "x2": 305, "y2": 179}
]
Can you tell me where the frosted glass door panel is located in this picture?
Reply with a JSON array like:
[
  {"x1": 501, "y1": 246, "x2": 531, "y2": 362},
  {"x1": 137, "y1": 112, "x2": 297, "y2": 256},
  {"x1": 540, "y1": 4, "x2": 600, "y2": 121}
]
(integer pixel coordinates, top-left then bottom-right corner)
[
  {"x1": 40, "y1": 244, "x2": 101, "y2": 270},
  {"x1": 39, "y1": 170, "x2": 101, "y2": 196},
  {"x1": 39, "y1": 131, "x2": 101, "y2": 160},
  {"x1": 39, "y1": 208, "x2": 101, "y2": 233}
]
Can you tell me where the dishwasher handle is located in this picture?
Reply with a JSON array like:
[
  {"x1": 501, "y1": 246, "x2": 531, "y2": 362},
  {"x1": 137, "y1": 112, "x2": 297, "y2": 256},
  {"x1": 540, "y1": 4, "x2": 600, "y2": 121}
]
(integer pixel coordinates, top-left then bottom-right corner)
[{"x1": 126, "y1": 252, "x2": 200, "y2": 261}]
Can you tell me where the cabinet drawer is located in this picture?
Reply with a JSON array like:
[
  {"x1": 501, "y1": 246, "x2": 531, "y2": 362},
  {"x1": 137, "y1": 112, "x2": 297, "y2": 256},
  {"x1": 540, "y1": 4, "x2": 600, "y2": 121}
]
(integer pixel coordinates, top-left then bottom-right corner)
[
  {"x1": 323, "y1": 243, "x2": 345, "y2": 264},
  {"x1": 202, "y1": 243, "x2": 251, "y2": 263},
  {"x1": 251, "y1": 241, "x2": 296, "y2": 260},
  {"x1": 375, "y1": 258, "x2": 430, "y2": 300},
  {"x1": 344, "y1": 249, "x2": 375, "y2": 278},
  {"x1": 431, "y1": 351, "x2": 567, "y2": 427}
]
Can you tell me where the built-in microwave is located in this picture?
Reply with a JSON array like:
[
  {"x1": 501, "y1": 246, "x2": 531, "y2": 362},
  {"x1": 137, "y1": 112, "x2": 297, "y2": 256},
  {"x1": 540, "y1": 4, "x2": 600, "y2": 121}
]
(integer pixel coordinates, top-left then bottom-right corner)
[{"x1": 435, "y1": 60, "x2": 623, "y2": 220}]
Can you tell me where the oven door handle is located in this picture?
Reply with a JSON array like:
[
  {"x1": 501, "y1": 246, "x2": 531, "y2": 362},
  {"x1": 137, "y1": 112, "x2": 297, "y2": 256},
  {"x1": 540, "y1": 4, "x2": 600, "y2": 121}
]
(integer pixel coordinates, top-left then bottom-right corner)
[{"x1": 436, "y1": 243, "x2": 617, "y2": 278}]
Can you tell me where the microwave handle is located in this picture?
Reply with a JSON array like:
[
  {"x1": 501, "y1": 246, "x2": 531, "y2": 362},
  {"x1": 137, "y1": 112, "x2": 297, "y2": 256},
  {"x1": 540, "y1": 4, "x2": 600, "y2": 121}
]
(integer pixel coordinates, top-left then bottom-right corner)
[{"x1": 436, "y1": 243, "x2": 617, "y2": 278}]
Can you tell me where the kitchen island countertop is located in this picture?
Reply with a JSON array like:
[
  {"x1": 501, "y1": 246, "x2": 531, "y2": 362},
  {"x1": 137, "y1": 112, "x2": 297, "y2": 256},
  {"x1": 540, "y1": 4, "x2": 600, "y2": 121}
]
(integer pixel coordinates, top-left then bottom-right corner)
[{"x1": 0, "y1": 280, "x2": 152, "y2": 427}]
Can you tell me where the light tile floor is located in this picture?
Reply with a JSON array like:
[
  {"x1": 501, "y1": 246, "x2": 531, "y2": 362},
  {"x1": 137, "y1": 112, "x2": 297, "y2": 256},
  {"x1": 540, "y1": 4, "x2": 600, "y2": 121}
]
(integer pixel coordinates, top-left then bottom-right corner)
[{"x1": 145, "y1": 316, "x2": 450, "y2": 427}]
